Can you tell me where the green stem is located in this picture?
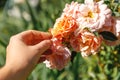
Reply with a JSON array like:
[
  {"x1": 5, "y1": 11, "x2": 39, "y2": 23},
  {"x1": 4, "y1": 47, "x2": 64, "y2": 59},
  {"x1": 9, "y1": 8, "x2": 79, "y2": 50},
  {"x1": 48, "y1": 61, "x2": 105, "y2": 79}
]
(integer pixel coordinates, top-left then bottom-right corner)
[
  {"x1": 0, "y1": 39, "x2": 7, "y2": 47},
  {"x1": 25, "y1": 0, "x2": 40, "y2": 30}
]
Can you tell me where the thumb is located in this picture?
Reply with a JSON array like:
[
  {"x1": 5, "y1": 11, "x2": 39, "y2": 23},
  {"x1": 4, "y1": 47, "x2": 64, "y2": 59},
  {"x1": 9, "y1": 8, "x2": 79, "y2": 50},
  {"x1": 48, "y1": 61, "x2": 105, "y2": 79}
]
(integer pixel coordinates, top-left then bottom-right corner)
[{"x1": 33, "y1": 40, "x2": 52, "y2": 55}]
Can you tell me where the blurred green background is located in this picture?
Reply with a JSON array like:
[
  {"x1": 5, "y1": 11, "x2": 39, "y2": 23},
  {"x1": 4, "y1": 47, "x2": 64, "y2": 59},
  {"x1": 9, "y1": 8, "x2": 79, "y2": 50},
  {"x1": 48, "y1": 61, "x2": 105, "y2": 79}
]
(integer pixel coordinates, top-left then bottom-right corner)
[{"x1": 0, "y1": 0, "x2": 120, "y2": 80}]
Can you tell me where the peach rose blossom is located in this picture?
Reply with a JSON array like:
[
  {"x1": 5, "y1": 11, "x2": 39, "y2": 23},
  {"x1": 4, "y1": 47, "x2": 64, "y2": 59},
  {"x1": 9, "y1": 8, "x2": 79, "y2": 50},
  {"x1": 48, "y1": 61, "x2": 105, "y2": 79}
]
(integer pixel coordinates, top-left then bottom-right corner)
[
  {"x1": 43, "y1": 38, "x2": 71, "y2": 70},
  {"x1": 62, "y1": 0, "x2": 112, "y2": 32},
  {"x1": 70, "y1": 29, "x2": 102, "y2": 57},
  {"x1": 51, "y1": 16, "x2": 78, "y2": 41}
]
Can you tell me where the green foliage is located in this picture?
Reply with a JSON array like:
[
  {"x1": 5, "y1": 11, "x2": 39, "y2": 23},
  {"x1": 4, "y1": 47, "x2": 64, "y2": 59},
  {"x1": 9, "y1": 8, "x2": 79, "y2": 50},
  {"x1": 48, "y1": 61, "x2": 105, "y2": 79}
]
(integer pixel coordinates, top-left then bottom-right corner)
[
  {"x1": 104, "y1": 0, "x2": 120, "y2": 16},
  {"x1": 0, "y1": 0, "x2": 120, "y2": 80},
  {"x1": 99, "y1": 31, "x2": 118, "y2": 41}
]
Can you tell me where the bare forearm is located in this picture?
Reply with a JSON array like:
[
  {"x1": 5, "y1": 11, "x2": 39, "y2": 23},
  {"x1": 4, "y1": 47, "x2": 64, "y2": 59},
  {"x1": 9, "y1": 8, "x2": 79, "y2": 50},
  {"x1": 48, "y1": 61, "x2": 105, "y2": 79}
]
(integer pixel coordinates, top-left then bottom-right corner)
[
  {"x1": 0, "y1": 66, "x2": 11, "y2": 80},
  {"x1": 0, "y1": 65, "x2": 26, "y2": 80}
]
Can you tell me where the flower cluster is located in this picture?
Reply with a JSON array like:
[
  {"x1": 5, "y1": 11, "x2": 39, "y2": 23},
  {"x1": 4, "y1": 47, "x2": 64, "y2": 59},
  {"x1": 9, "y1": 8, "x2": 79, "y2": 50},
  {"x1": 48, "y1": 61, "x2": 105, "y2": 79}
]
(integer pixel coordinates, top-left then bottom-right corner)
[{"x1": 42, "y1": 0, "x2": 120, "y2": 70}]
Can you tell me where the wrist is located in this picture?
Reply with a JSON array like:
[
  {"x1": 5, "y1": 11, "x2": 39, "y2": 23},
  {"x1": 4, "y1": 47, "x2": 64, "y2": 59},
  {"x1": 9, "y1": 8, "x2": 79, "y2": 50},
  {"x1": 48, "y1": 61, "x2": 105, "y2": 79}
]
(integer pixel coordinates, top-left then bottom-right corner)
[
  {"x1": 0, "y1": 65, "x2": 13, "y2": 80},
  {"x1": 0, "y1": 64, "x2": 26, "y2": 80}
]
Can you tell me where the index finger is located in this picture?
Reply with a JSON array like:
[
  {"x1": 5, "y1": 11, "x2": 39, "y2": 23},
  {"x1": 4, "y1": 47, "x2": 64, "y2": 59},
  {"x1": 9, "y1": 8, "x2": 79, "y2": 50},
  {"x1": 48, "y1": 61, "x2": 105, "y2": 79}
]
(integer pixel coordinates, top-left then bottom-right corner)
[
  {"x1": 19, "y1": 30, "x2": 51, "y2": 39},
  {"x1": 17, "y1": 30, "x2": 52, "y2": 45}
]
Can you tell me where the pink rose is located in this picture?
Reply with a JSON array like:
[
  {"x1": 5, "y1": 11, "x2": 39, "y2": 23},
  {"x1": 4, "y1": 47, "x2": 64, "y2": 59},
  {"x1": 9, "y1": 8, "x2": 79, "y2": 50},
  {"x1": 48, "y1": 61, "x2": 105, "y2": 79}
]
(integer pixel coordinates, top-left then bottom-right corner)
[
  {"x1": 62, "y1": 0, "x2": 112, "y2": 32},
  {"x1": 43, "y1": 38, "x2": 71, "y2": 70},
  {"x1": 70, "y1": 29, "x2": 102, "y2": 57}
]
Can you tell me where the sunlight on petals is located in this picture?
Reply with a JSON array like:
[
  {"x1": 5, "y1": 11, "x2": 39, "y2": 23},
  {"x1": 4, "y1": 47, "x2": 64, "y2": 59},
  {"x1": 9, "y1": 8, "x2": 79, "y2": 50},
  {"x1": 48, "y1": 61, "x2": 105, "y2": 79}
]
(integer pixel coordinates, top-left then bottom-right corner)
[
  {"x1": 43, "y1": 38, "x2": 71, "y2": 70},
  {"x1": 70, "y1": 29, "x2": 102, "y2": 57}
]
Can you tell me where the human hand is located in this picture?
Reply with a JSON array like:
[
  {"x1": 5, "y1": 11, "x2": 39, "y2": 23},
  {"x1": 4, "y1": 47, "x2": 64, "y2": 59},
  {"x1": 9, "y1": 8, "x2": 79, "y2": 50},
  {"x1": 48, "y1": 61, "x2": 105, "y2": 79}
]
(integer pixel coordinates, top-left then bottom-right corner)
[{"x1": 0, "y1": 30, "x2": 52, "y2": 80}]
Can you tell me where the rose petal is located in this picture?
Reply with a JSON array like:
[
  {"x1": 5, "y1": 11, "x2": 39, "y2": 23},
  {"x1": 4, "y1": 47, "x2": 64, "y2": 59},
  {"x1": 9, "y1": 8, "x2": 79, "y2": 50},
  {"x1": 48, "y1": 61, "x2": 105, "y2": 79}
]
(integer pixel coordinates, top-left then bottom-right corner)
[
  {"x1": 70, "y1": 29, "x2": 102, "y2": 57},
  {"x1": 43, "y1": 38, "x2": 71, "y2": 70}
]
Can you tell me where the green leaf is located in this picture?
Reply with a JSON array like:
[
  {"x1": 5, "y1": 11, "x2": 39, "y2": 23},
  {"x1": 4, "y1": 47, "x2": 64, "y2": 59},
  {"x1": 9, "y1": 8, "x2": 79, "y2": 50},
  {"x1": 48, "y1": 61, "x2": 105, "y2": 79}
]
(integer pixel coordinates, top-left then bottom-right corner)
[
  {"x1": 25, "y1": 0, "x2": 40, "y2": 30},
  {"x1": 99, "y1": 31, "x2": 118, "y2": 41}
]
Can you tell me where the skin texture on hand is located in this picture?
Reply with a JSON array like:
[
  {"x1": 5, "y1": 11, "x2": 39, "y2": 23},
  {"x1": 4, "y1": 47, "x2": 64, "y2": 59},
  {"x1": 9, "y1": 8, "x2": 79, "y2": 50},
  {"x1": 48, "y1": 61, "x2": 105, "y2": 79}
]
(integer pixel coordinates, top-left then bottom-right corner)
[{"x1": 0, "y1": 30, "x2": 52, "y2": 80}]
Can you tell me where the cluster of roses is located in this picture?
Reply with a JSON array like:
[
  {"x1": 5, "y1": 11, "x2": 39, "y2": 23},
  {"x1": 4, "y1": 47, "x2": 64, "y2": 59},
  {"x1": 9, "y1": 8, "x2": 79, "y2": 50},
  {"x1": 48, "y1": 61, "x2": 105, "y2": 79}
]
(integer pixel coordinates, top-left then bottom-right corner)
[{"x1": 42, "y1": 0, "x2": 120, "y2": 70}]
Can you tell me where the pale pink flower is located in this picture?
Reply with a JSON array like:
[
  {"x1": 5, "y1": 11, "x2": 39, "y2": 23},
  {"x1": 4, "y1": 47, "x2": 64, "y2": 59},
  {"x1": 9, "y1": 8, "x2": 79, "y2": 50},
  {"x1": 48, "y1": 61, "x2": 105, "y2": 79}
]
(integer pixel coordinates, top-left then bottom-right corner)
[
  {"x1": 62, "y1": 0, "x2": 112, "y2": 32},
  {"x1": 43, "y1": 38, "x2": 71, "y2": 70},
  {"x1": 63, "y1": 2, "x2": 81, "y2": 19},
  {"x1": 70, "y1": 29, "x2": 102, "y2": 57}
]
